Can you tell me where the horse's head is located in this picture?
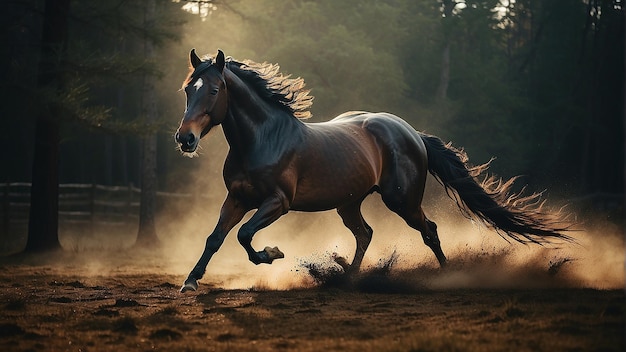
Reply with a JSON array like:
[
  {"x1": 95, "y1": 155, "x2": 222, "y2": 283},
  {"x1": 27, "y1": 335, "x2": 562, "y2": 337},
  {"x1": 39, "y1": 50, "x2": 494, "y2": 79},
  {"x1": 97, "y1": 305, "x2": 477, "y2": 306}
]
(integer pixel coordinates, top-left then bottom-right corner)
[{"x1": 175, "y1": 49, "x2": 228, "y2": 153}]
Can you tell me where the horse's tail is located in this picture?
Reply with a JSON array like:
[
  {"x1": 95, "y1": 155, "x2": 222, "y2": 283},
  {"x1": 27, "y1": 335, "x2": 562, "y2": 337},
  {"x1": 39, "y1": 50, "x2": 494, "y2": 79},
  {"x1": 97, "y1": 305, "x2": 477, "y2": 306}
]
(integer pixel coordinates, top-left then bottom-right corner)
[{"x1": 419, "y1": 132, "x2": 573, "y2": 244}]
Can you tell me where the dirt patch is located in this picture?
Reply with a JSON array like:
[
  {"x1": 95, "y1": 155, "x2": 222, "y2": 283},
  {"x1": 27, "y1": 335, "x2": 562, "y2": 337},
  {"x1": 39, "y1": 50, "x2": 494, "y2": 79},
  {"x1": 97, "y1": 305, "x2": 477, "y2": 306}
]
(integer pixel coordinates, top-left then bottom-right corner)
[{"x1": 0, "y1": 253, "x2": 623, "y2": 351}]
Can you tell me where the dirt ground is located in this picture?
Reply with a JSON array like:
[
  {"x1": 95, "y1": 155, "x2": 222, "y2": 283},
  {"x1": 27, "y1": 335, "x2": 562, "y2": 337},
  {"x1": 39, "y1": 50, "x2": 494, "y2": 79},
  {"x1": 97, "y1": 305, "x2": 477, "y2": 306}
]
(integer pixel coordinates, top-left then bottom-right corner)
[{"x1": 0, "y1": 250, "x2": 624, "y2": 352}]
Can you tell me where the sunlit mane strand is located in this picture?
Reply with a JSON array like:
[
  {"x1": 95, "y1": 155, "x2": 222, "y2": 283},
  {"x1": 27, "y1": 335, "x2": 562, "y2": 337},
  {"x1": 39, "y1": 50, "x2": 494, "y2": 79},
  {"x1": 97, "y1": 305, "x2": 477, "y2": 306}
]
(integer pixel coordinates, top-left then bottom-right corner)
[{"x1": 233, "y1": 59, "x2": 314, "y2": 119}]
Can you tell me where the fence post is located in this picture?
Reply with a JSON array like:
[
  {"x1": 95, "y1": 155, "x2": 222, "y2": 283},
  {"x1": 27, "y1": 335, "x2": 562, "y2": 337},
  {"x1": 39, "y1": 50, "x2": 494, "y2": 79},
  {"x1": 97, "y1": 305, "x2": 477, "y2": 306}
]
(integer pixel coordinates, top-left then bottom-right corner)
[
  {"x1": 90, "y1": 183, "x2": 96, "y2": 237},
  {"x1": 127, "y1": 182, "x2": 134, "y2": 221},
  {"x1": 2, "y1": 182, "x2": 9, "y2": 239}
]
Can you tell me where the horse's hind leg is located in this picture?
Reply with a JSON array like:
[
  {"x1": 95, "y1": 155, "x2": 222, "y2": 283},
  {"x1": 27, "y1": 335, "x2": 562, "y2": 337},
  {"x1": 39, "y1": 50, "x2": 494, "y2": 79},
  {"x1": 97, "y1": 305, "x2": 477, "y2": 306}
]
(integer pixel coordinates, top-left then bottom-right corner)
[
  {"x1": 388, "y1": 206, "x2": 446, "y2": 267},
  {"x1": 337, "y1": 200, "x2": 373, "y2": 274},
  {"x1": 381, "y1": 191, "x2": 447, "y2": 267},
  {"x1": 406, "y1": 210, "x2": 447, "y2": 267},
  {"x1": 378, "y1": 151, "x2": 447, "y2": 267},
  {"x1": 421, "y1": 215, "x2": 447, "y2": 266}
]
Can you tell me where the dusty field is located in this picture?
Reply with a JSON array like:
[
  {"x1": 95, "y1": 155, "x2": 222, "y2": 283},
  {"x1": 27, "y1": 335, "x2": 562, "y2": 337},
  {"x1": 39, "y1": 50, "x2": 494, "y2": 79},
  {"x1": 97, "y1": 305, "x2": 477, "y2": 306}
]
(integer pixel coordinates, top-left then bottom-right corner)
[{"x1": 0, "y1": 250, "x2": 623, "y2": 352}]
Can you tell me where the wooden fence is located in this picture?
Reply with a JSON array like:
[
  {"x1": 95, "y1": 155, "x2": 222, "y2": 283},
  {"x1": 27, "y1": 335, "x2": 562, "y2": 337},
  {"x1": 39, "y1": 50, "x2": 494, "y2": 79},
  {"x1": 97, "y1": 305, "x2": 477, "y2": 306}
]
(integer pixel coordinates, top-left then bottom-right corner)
[
  {"x1": 1, "y1": 182, "x2": 208, "y2": 239},
  {"x1": 2, "y1": 182, "x2": 139, "y2": 233}
]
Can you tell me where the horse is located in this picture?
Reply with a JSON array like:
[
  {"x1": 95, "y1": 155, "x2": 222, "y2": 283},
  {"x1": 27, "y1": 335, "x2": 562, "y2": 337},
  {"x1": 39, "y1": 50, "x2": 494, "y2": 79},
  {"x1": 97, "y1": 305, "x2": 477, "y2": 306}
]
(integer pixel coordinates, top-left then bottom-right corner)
[{"x1": 175, "y1": 49, "x2": 571, "y2": 293}]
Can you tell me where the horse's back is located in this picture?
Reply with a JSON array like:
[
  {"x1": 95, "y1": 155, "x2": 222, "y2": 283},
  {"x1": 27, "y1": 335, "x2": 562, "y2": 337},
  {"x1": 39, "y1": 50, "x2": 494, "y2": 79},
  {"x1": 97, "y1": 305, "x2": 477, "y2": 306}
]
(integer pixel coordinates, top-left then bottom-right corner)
[
  {"x1": 315, "y1": 111, "x2": 427, "y2": 158},
  {"x1": 330, "y1": 111, "x2": 426, "y2": 155},
  {"x1": 331, "y1": 111, "x2": 370, "y2": 120}
]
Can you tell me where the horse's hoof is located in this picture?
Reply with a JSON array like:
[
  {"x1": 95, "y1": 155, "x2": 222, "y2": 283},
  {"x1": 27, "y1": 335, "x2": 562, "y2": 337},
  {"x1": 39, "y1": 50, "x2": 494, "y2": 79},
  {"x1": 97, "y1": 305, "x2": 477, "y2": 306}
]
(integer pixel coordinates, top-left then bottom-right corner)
[
  {"x1": 180, "y1": 279, "x2": 198, "y2": 293},
  {"x1": 264, "y1": 246, "x2": 284, "y2": 263}
]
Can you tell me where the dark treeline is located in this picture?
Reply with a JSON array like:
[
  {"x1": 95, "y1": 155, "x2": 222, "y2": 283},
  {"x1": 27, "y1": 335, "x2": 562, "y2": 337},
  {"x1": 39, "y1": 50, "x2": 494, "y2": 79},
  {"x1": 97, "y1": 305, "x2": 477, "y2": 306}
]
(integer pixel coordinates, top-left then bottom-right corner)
[
  {"x1": 233, "y1": 0, "x2": 624, "y2": 198},
  {"x1": 1, "y1": 1, "x2": 623, "y2": 219}
]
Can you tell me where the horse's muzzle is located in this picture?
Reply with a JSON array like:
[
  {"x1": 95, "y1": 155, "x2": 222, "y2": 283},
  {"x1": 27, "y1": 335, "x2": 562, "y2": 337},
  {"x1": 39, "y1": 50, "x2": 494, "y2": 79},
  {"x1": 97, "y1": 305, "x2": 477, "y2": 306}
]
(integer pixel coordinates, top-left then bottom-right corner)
[{"x1": 175, "y1": 131, "x2": 198, "y2": 152}]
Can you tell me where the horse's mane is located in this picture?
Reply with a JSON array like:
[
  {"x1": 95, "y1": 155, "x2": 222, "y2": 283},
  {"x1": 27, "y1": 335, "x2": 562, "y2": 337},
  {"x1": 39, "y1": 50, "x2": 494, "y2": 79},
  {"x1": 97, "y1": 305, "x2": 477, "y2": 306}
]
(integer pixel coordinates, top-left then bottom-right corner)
[
  {"x1": 184, "y1": 55, "x2": 314, "y2": 119},
  {"x1": 228, "y1": 58, "x2": 314, "y2": 119}
]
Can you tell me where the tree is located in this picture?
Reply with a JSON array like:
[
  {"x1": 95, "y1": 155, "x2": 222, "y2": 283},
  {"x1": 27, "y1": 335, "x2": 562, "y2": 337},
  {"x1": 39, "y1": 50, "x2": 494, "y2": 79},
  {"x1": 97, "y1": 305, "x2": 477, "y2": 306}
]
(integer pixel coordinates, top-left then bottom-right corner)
[
  {"x1": 436, "y1": 0, "x2": 458, "y2": 100},
  {"x1": 136, "y1": 0, "x2": 160, "y2": 247},
  {"x1": 25, "y1": 0, "x2": 71, "y2": 252}
]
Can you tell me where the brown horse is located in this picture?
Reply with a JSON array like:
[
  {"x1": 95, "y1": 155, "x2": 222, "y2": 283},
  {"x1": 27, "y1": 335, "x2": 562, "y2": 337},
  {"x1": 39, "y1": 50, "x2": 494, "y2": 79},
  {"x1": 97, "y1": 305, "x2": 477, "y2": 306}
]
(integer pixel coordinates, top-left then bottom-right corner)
[{"x1": 175, "y1": 49, "x2": 571, "y2": 293}]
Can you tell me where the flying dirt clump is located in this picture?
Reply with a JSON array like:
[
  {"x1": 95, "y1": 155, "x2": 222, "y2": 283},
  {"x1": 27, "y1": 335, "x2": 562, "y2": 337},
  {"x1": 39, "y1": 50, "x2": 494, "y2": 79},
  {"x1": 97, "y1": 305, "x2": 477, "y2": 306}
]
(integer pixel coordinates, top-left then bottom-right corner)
[
  {"x1": 299, "y1": 250, "x2": 421, "y2": 293},
  {"x1": 298, "y1": 252, "x2": 345, "y2": 288}
]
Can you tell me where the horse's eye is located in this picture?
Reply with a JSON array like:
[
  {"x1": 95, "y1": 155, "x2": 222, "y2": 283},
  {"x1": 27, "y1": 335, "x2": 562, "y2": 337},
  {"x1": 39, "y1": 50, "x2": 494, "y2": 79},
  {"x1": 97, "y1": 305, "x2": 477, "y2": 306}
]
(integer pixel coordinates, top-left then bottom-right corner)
[{"x1": 210, "y1": 88, "x2": 219, "y2": 96}]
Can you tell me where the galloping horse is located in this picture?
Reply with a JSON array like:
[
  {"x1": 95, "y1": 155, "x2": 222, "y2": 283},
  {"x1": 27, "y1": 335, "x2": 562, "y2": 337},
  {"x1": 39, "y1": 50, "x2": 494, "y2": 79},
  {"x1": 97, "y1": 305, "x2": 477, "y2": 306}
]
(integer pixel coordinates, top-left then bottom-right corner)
[{"x1": 175, "y1": 50, "x2": 571, "y2": 293}]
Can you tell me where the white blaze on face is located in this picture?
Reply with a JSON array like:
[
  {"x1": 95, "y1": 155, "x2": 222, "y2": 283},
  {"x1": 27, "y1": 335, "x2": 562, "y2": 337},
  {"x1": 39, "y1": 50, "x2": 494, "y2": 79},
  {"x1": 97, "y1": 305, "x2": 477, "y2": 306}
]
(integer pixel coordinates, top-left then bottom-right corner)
[{"x1": 193, "y1": 78, "x2": 204, "y2": 91}]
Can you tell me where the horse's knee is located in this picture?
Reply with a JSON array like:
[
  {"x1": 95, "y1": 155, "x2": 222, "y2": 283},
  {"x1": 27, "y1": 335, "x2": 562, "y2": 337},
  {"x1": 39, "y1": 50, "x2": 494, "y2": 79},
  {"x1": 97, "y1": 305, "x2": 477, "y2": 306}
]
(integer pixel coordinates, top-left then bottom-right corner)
[{"x1": 237, "y1": 224, "x2": 254, "y2": 246}]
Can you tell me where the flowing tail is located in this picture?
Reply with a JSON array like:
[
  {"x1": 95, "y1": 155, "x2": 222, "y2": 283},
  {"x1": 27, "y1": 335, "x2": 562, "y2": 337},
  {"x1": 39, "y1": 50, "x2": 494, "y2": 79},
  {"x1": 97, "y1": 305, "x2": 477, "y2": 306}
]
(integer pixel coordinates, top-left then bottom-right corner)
[{"x1": 419, "y1": 133, "x2": 573, "y2": 244}]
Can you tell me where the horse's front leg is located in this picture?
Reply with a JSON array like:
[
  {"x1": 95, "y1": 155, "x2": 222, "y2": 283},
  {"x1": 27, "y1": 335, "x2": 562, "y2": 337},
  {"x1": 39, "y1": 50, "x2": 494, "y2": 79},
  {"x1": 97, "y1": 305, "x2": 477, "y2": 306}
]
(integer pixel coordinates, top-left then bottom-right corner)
[
  {"x1": 181, "y1": 194, "x2": 247, "y2": 293},
  {"x1": 237, "y1": 193, "x2": 289, "y2": 265}
]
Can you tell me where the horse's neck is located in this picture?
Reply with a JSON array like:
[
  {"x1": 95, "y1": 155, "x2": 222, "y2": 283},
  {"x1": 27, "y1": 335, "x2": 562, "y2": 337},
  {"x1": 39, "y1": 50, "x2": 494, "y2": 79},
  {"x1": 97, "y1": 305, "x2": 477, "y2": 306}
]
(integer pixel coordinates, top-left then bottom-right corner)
[
  {"x1": 222, "y1": 70, "x2": 303, "y2": 158},
  {"x1": 219, "y1": 71, "x2": 260, "y2": 152}
]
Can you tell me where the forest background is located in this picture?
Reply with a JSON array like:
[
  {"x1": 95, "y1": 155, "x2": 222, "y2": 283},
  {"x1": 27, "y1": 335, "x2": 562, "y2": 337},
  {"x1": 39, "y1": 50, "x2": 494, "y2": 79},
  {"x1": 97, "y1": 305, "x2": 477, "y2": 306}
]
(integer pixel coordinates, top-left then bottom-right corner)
[{"x1": 0, "y1": 0, "x2": 623, "y2": 253}]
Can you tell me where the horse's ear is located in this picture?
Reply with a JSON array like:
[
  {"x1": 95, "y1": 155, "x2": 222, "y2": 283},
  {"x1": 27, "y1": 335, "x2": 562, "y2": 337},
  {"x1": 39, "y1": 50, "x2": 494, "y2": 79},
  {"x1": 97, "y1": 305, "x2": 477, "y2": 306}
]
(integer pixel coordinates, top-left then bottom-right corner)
[
  {"x1": 190, "y1": 48, "x2": 202, "y2": 68},
  {"x1": 215, "y1": 49, "x2": 225, "y2": 73}
]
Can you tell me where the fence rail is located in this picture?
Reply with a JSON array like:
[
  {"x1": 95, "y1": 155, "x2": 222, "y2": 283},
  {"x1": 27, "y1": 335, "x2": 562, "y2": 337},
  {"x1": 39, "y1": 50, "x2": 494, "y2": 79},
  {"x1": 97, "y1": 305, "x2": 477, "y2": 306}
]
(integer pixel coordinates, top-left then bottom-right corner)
[{"x1": 1, "y1": 182, "x2": 211, "y2": 240}]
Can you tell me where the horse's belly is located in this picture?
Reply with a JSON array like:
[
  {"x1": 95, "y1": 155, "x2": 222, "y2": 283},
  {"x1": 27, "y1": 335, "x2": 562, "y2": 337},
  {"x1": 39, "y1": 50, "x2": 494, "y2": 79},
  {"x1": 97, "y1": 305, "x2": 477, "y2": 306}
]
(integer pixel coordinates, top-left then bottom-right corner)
[{"x1": 290, "y1": 185, "x2": 375, "y2": 211}]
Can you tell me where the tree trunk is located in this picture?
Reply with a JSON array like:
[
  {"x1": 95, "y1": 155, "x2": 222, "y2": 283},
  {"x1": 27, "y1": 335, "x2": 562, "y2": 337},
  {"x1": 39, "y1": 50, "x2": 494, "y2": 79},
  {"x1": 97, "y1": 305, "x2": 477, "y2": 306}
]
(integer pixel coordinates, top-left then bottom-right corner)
[
  {"x1": 436, "y1": 1, "x2": 454, "y2": 100},
  {"x1": 436, "y1": 0, "x2": 456, "y2": 101},
  {"x1": 435, "y1": 43, "x2": 450, "y2": 100},
  {"x1": 136, "y1": 0, "x2": 159, "y2": 247},
  {"x1": 25, "y1": 0, "x2": 71, "y2": 252},
  {"x1": 104, "y1": 135, "x2": 113, "y2": 185}
]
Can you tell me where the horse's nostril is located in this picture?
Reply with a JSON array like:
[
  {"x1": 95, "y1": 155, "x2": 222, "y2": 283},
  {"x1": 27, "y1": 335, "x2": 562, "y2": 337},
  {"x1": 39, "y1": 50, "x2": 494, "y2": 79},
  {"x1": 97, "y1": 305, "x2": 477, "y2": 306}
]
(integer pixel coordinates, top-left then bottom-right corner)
[
  {"x1": 187, "y1": 133, "x2": 195, "y2": 146},
  {"x1": 176, "y1": 132, "x2": 196, "y2": 147},
  {"x1": 175, "y1": 130, "x2": 198, "y2": 151}
]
